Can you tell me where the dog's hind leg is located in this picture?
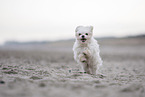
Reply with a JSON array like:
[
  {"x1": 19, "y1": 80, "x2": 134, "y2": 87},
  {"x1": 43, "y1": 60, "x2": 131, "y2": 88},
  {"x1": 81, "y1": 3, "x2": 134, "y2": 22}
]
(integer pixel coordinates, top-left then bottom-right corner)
[
  {"x1": 83, "y1": 63, "x2": 91, "y2": 74},
  {"x1": 91, "y1": 65, "x2": 97, "y2": 75}
]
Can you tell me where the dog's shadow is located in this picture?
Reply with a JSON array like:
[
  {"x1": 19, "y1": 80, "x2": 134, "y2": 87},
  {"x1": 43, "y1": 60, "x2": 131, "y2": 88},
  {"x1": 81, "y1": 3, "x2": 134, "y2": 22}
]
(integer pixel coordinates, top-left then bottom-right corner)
[{"x1": 68, "y1": 69, "x2": 106, "y2": 79}]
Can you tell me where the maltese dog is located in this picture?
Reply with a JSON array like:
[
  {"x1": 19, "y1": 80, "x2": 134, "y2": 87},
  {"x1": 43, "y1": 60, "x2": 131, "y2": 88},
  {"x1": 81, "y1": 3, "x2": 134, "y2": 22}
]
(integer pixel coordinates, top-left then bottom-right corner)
[{"x1": 73, "y1": 26, "x2": 103, "y2": 75}]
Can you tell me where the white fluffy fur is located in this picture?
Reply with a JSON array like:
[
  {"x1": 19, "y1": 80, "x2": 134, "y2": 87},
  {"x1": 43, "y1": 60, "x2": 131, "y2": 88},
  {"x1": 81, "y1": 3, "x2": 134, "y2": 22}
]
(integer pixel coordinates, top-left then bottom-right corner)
[{"x1": 73, "y1": 26, "x2": 102, "y2": 75}]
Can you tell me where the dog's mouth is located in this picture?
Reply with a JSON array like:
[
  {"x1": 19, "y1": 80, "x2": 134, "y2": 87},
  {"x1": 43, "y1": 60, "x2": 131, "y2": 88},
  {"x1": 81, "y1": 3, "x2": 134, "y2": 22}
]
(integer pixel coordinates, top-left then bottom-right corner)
[{"x1": 81, "y1": 38, "x2": 87, "y2": 42}]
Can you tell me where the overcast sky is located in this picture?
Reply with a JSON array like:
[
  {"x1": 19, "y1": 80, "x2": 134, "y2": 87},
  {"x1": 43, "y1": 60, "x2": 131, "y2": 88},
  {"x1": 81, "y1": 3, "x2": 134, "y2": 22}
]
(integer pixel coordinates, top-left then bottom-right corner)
[{"x1": 0, "y1": 0, "x2": 145, "y2": 44}]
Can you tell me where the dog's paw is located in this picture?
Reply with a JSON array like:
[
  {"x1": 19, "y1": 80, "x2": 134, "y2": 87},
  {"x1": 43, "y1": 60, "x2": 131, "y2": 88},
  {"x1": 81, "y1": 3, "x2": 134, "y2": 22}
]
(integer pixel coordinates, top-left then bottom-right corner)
[
  {"x1": 82, "y1": 60, "x2": 86, "y2": 63},
  {"x1": 83, "y1": 50, "x2": 91, "y2": 57},
  {"x1": 80, "y1": 57, "x2": 87, "y2": 63}
]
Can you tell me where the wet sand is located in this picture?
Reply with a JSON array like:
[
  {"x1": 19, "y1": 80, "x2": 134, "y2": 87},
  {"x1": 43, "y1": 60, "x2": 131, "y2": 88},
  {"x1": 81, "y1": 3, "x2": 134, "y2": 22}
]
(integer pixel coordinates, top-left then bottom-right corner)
[{"x1": 0, "y1": 38, "x2": 145, "y2": 97}]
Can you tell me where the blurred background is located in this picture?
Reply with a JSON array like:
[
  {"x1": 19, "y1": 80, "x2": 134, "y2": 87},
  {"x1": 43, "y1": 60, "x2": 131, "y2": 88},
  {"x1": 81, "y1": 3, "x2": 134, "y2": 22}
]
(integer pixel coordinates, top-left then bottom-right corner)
[
  {"x1": 0, "y1": 0, "x2": 145, "y2": 45},
  {"x1": 0, "y1": 1, "x2": 145, "y2": 97}
]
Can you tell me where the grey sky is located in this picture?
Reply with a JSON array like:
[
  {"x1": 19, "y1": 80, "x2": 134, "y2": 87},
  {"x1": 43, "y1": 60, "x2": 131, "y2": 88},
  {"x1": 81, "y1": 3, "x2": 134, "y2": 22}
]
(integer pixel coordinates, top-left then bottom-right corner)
[{"x1": 0, "y1": 0, "x2": 145, "y2": 44}]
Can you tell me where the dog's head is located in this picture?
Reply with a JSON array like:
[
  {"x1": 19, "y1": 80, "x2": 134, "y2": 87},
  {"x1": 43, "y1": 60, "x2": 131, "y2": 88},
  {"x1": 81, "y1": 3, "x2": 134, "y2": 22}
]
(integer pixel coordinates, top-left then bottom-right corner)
[{"x1": 75, "y1": 26, "x2": 93, "y2": 44}]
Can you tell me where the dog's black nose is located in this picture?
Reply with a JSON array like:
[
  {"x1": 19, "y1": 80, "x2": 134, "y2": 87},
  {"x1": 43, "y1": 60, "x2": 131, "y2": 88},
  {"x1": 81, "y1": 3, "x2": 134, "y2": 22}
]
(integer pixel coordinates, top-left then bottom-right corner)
[{"x1": 82, "y1": 35, "x2": 85, "y2": 38}]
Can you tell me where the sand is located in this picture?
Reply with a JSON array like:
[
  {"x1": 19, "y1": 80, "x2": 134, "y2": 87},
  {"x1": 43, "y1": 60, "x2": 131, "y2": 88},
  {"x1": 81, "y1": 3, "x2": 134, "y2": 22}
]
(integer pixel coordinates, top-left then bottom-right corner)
[{"x1": 0, "y1": 38, "x2": 145, "y2": 97}]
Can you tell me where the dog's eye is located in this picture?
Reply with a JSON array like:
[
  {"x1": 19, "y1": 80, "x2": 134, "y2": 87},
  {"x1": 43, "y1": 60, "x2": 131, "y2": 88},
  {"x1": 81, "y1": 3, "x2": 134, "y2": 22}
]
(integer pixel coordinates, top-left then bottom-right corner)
[
  {"x1": 79, "y1": 33, "x2": 81, "y2": 36},
  {"x1": 85, "y1": 33, "x2": 88, "y2": 35}
]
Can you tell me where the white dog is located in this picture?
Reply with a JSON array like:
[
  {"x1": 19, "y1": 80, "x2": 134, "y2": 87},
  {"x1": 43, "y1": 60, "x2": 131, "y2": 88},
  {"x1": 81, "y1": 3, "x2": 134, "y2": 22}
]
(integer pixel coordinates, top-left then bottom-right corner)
[{"x1": 73, "y1": 26, "x2": 103, "y2": 75}]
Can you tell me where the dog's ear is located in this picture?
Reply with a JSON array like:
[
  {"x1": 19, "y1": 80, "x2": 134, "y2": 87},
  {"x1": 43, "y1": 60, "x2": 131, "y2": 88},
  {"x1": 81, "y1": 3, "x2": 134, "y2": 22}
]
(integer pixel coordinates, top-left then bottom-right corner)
[
  {"x1": 75, "y1": 26, "x2": 83, "y2": 32},
  {"x1": 89, "y1": 26, "x2": 93, "y2": 32}
]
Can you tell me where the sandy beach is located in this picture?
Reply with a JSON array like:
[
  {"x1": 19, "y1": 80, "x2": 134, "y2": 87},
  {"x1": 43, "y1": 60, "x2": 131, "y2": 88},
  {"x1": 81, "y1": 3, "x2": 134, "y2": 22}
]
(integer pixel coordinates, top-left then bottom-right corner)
[{"x1": 0, "y1": 37, "x2": 145, "y2": 97}]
